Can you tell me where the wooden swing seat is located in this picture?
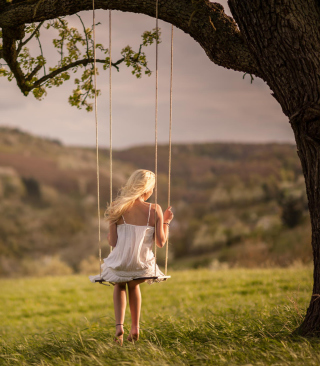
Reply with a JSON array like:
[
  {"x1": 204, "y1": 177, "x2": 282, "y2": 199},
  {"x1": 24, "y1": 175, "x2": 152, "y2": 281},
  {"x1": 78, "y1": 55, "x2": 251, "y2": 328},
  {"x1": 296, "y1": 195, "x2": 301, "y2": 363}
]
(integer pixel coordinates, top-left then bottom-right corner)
[{"x1": 95, "y1": 275, "x2": 171, "y2": 285}]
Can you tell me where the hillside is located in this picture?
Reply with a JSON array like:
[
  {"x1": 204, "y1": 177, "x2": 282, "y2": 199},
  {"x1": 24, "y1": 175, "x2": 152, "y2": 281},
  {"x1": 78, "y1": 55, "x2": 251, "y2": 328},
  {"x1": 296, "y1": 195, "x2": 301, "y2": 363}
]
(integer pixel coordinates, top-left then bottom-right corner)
[{"x1": 0, "y1": 127, "x2": 311, "y2": 277}]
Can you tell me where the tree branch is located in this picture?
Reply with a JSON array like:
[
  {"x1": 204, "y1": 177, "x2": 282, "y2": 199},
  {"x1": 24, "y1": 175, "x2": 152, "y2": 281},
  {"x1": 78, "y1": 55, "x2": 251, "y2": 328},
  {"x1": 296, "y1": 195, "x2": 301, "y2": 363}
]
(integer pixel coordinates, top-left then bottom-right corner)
[
  {"x1": 76, "y1": 14, "x2": 90, "y2": 60},
  {"x1": 0, "y1": 0, "x2": 262, "y2": 77},
  {"x1": 26, "y1": 63, "x2": 42, "y2": 82},
  {"x1": 33, "y1": 58, "x2": 110, "y2": 88},
  {"x1": 36, "y1": 32, "x2": 46, "y2": 75},
  {"x1": 17, "y1": 21, "x2": 43, "y2": 55},
  {"x1": 34, "y1": 54, "x2": 150, "y2": 88},
  {"x1": 2, "y1": 26, "x2": 29, "y2": 93}
]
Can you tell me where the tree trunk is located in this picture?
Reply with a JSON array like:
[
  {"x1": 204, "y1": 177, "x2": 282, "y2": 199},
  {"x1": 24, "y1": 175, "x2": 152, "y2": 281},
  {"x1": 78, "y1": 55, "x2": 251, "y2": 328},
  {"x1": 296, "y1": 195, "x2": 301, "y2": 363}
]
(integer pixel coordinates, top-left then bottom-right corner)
[
  {"x1": 228, "y1": 0, "x2": 320, "y2": 335},
  {"x1": 290, "y1": 107, "x2": 320, "y2": 336}
]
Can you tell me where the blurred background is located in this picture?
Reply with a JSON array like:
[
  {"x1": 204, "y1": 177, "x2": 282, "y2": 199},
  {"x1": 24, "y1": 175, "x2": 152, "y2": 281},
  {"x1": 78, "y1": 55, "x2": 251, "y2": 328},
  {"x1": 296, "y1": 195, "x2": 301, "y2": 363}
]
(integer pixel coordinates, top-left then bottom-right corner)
[
  {"x1": 0, "y1": 3, "x2": 309, "y2": 278},
  {"x1": 0, "y1": 127, "x2": 310, "y2": 277}
]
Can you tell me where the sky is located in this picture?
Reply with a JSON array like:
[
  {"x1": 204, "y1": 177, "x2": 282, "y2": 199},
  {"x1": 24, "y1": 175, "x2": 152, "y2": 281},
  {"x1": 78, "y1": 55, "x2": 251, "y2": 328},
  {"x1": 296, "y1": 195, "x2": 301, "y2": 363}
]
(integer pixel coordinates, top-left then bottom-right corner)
[{"x1": 0, "y1": 0, "x2": 295, "y2": 149}]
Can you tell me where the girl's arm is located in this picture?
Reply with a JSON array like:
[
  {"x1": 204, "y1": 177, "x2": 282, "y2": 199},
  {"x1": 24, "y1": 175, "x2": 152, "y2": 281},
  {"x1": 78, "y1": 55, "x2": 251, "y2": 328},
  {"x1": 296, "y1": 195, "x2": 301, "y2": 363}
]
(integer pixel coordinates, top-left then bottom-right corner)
[
  {"x1": 154, "y1": 204, "x2": 173, "y2": 248},
  {"x1": 107, "y1": 221, "x2": 118, "y2": 247}
]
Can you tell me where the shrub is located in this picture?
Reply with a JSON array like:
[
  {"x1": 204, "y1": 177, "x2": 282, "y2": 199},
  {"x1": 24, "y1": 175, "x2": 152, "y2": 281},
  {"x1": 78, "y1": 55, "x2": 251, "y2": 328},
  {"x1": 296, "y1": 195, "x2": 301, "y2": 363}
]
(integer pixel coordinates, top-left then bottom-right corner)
[
  {"x1": 22, "y1": 177, "x2": 41, "y2": 200},
  {"x1": 21, "y1": 256, "x2": 73, "y2": 276}
]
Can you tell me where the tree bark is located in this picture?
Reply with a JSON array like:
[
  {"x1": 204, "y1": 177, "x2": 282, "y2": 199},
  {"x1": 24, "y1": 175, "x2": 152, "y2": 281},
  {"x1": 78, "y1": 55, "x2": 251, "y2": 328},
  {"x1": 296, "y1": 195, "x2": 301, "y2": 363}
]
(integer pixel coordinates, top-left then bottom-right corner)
[
  {"x1": 228, "y1": 0, "x2": 320, "y2": 335},
  {"x1": 290, "y1": 106, "x2": 320, "y2": 335}
]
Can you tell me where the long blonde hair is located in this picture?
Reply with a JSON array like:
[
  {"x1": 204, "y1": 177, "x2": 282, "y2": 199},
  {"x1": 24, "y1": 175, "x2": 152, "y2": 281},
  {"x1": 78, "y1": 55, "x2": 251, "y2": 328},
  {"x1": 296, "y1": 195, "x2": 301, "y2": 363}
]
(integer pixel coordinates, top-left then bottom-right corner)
[{"x1": 105, "y1": 169, "x2": 155, "y2": 224}]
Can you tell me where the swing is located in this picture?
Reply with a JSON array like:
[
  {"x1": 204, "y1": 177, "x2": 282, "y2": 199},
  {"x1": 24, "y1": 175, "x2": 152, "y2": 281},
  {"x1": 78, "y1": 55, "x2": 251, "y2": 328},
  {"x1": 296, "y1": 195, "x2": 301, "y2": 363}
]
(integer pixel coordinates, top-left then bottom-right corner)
[{"x1": 92, "y1": 1, "x2": 174, "y2": 285}]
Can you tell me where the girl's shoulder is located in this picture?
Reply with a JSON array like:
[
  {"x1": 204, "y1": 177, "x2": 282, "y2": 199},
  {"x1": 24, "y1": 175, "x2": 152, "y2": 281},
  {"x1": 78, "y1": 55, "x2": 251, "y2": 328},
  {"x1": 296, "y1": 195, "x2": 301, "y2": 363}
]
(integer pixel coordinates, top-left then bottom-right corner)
[{"x1": 149, "y1": 203, "x2": 163, "y2": 214}]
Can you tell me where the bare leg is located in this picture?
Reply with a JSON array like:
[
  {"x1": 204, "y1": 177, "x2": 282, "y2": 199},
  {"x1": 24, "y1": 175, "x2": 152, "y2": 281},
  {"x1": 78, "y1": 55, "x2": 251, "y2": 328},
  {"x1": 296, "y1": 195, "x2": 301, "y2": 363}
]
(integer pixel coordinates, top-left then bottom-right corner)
[
  {"x1": 127, "y1": 279, "x2": 145, "y2": 341},
  {"x1": 113, "y1": 283, "x2": 127, "y2": 344}
]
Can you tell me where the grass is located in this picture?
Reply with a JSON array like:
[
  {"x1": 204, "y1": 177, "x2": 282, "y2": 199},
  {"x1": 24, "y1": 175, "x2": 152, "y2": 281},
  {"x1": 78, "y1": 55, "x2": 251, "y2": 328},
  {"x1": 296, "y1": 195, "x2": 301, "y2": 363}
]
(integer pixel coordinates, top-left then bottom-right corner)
[{"x1": 1, "y1": 268, "x2": 320, "y2": 365}]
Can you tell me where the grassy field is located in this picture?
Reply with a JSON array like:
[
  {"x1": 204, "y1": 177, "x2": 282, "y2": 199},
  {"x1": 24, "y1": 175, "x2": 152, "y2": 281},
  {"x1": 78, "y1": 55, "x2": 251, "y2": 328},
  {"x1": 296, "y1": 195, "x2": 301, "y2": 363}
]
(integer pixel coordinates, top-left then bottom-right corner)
[{"x1": 1, "y1": 268, "x2": 320, "y2": 365}]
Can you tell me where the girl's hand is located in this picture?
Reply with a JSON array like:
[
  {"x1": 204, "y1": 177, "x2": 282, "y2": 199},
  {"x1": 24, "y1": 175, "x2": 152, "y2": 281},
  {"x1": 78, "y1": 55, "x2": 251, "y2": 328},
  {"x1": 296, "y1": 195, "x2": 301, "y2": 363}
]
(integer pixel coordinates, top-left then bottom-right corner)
[{"x1": 163, "y1": 206, "x2": 174, "y2": 223}]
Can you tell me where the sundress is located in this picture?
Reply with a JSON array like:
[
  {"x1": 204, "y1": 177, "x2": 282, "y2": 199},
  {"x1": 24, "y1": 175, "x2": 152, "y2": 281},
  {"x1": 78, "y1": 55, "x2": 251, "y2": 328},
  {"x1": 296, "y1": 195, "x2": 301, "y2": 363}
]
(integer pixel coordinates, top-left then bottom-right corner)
[{"x1": 89, "y1": 203, "x2": 168, "y2": 284}]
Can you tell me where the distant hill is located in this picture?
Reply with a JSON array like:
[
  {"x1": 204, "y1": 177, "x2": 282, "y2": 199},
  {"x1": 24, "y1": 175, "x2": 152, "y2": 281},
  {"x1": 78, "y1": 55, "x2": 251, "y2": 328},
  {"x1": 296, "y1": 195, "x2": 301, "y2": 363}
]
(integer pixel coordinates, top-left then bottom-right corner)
[{"x1": 0, "y1": 127, "x2": 311, "y2": 277}]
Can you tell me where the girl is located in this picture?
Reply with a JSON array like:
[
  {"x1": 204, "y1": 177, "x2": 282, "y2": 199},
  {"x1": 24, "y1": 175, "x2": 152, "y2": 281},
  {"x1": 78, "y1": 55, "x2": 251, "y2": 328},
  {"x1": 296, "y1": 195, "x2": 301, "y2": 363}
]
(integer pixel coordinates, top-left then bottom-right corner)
[{"x1": 89, "y1": 169, "x2": 174, "y2": 345}]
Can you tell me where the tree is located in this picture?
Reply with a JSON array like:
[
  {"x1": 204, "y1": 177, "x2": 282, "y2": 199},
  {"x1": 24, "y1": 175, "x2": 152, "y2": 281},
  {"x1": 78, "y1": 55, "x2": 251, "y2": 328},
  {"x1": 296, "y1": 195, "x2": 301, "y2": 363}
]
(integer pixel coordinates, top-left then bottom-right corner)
[{"x1": 0, "y1": 0, "x2": 320, "y2": 335}]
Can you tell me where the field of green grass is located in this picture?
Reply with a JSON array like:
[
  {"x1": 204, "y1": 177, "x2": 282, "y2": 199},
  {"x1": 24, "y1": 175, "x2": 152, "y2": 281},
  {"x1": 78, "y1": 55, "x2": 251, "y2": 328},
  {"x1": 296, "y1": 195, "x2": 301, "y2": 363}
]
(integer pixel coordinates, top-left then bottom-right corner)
[{"x1": 1, "y1": 268, "x2": 320, "y2": 365}]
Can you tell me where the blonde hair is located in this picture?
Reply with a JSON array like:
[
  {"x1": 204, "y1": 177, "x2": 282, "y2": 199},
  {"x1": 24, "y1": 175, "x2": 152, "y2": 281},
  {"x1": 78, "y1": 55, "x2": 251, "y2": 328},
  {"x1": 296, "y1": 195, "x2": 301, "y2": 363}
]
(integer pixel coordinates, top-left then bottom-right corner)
[{"x1": 105, "y1": 169, "x2": 155, "y2": 224}]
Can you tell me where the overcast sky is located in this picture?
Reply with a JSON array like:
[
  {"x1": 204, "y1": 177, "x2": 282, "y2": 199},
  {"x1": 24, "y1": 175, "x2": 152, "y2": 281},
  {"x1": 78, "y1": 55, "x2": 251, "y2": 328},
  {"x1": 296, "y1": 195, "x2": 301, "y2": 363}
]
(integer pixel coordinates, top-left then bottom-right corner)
[{"x1": 0, "y1": 1, "x2": 294, "y2": 149}]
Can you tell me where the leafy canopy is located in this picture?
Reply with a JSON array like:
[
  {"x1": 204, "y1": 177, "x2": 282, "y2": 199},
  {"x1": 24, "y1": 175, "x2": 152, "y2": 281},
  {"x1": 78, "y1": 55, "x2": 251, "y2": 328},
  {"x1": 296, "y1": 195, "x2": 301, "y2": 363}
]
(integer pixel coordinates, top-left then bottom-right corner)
[{"x1": 0, "y1": 15, "x2": 160, "y2": 111}]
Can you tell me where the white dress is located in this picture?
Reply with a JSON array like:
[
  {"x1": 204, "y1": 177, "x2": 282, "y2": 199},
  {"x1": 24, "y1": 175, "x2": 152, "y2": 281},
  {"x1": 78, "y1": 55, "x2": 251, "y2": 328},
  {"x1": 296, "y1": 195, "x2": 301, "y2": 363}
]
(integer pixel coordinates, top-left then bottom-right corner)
[{"x1": 89, "y1": 203, "x2": 167, "y2": 284}]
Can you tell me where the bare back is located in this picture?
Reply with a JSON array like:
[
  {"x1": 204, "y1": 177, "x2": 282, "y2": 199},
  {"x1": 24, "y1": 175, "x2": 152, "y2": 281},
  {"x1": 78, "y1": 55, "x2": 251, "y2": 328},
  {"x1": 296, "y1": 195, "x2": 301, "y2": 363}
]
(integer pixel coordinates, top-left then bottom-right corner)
[{"x1": 117, "y1": 200, "x2": 156, "y2": 227}]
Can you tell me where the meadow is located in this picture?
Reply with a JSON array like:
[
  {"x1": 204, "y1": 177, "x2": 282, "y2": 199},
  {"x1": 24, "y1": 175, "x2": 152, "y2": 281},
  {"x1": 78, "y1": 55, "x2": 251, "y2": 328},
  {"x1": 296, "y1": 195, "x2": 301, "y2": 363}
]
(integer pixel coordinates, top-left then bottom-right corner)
[{"x1": 1, "y1": 267, "x2": 320, "y2": 365}]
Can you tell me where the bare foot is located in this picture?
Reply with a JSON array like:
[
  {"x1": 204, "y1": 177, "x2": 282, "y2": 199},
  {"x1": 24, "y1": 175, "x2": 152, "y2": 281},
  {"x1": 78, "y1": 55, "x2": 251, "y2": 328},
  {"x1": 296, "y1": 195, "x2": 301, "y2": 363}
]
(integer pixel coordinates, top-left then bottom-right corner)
[
  {"x1": 127, "y1": 326, "x2": 139, "y2": 342},
  {"x1": 114, "y1": 324, "x2": 124, "y2": 346}
]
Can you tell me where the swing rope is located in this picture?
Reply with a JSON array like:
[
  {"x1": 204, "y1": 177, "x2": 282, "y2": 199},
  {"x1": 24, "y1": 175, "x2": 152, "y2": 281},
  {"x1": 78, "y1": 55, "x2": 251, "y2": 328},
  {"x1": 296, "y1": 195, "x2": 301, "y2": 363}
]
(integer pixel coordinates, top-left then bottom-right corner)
[
  {"x1": 165, "y1": 25, "x2": 174, "y2": 276},
  {"x1": 92, "y1": 0, "x2": 102, "y2": 277},
  {"x1": 92, "y1": 0, "x2": 173, "y2": 281},
  {"x1": 154, "y1": 0, "x2": 159, "y2": 276},
  {"x1": 109, "y1": 9, "x2": 113, "y2": 254}
]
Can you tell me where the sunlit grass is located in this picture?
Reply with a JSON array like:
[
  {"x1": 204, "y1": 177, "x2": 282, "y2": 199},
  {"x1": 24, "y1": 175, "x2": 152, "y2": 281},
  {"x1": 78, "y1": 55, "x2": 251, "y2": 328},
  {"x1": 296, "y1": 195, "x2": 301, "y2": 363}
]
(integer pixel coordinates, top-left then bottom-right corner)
[{"x1": 1, "y1": 268, "x2": 320, "y2": 365}]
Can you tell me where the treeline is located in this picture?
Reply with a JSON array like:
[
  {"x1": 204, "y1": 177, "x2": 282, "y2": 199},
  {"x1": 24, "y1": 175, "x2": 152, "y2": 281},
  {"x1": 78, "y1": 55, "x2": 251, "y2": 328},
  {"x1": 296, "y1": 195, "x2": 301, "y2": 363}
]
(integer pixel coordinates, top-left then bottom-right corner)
[{"x1": 0, "y1": 128, "x2": 311, "y2": 277}]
